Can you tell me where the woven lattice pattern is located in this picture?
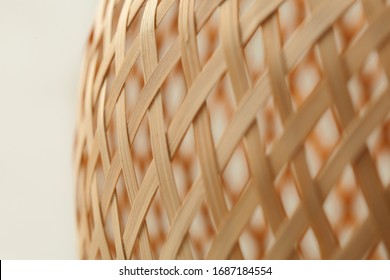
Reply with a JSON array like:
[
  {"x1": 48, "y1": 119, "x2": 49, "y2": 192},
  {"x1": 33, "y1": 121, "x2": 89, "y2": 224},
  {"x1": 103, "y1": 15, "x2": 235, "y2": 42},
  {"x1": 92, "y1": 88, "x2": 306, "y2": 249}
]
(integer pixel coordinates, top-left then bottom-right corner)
[{"x1": 74, "y1": 0, "x2": 390, "y2": 259}]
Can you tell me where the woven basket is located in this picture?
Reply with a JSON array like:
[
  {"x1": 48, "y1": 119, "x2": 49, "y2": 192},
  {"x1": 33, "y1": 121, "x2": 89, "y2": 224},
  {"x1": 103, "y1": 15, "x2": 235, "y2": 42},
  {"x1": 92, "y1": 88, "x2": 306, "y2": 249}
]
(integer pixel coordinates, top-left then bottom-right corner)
[{"x1": 74, "y1": 0, "x2": 390, "y2": 259}]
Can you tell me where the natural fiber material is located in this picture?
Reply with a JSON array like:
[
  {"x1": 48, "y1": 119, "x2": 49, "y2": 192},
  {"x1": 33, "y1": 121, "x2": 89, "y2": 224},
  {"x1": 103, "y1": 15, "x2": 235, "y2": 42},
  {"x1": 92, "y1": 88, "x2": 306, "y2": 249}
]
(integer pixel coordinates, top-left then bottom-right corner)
[{"x1": 74, "y1": 0, "x2": 390, "y2": 259}]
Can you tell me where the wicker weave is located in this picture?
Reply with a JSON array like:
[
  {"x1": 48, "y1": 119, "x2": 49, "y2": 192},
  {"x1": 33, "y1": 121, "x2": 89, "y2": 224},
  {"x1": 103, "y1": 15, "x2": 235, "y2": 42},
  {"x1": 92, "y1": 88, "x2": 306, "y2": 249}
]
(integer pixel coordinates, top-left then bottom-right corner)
[{"x1": 74, "y1": 0, "x2": 390, "y2": 259}]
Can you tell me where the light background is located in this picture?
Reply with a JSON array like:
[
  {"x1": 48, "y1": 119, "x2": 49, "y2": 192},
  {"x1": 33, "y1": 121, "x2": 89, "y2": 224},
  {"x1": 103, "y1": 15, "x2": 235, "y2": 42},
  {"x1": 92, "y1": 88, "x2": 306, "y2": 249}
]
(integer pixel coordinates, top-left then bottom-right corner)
[{"x1": 0, "y1": 0, "x2": 99, "y2": 259}]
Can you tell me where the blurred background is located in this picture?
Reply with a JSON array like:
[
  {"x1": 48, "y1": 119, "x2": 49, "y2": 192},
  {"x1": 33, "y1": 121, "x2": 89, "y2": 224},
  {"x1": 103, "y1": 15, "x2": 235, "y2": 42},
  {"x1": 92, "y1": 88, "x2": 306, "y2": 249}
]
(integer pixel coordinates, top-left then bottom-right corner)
[{"x1": 0, "y1": 0, "x2": 99, "y2": 259}]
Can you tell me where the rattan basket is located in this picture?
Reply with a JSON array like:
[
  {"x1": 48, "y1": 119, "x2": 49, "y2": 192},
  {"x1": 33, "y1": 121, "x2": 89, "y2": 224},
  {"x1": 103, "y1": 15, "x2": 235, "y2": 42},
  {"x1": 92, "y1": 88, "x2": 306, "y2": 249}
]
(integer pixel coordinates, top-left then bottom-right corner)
[{"x1": 74, "y1": 0, "x2": 390, "y2": 259}]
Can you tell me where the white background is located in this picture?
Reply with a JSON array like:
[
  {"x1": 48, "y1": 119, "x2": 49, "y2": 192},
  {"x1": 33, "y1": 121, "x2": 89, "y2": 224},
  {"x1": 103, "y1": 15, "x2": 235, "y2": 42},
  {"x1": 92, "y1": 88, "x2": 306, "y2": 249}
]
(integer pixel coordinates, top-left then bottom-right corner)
[{"x1": 0, "y1": 0, "x2": 99, "y2": 259}]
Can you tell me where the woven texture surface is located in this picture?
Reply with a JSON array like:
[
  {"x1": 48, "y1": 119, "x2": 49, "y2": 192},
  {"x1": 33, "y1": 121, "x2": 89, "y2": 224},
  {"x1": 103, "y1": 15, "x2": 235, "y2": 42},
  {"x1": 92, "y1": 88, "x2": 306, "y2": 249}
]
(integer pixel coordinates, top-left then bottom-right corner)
[{"x1": 75, "y1": 0, "x2": 390, "y2": 259}]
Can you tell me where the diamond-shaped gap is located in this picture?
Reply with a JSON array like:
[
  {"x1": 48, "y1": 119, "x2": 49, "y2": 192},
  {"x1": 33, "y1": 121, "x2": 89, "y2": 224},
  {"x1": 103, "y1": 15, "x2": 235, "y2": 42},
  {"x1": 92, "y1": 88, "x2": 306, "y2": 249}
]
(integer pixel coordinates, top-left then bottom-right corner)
[
  {"x1": 106, "y1": 100, "x2": 119, "y2": 159},
  {"x1": 322, "y1": 187, "x2": 344, "y2": 245},
  {"x1": 367, "y1": 125, "x2": 384, "y2": 162},
  {"x1": 243, "y1": 26, "x2": 266, "y2": 84},
  {"x1": 368, "y1": 241, "x2": 389, "y2": 259},
  {"x1": 171, "y1": 125, "x2": 198, "y2": 202},
  {"x1": 171, "y1": 160, "x2": 188, "y2": 203},
  {"x1": 373, "y1": 117, "x2": 390, "y2": 187},
  {"x1": 156, "y1": 0, "x2": 179, "y2": 60},
  {"x1": 103, "y1": 58, "x2": 117, "y2": 113},
  {"x1": 299, "y1": 227, "x2": 321, "y2": 259},
  {"x1": 278, "y1": 0, "x2": 307, "y2": 45},
  {"x1": 303, "y1": 141, "x2": 322, "y2": 184},
  {"x1": 196, "y1": 4, "x2": 219, "y2": 68},
  {"x1": 188, "y1": 201, "x2": 215, "y2": 259},
  {"x1": 92, "y1": 83, "x2": 106, "y2": 135},
  {"x1": 304, "y1": 107, "x2": 341, "y2": 178},
  {"x1": 359, "y1": 51, "x2": 388, "y2": 101},
  {"x1": 94, "y1": 157, "x2": 117, "y2": 259},
  {"x1": 221, "y1": 141, "x2": 249, "y2": 210},
  {"x1": 237, "y1": 229, "x2": 258, "y2": 260},
  {"x1": 312, "y1": 108, "x2": 340, "y2": 162},
  {"x1": 131, "y1": 111, "x2": 152, "y2": 186},
  {"x1": 335, "y1": 1, "x2": 367, "y2": 47},
  {"x1": 145, "y1": 189, "x2": 170, "y2": 259},
  {"x1": 376, "y1": 146, "x2": 390, "y2": 188},
  {"x1": 95, "y1": 156, "x2": 105, "y2": 199},
  {"x1": 346, "y1": 51, "x2": 388, "y2": 110},
  {"x1": 348, "y1": 75, "x2": 367, "y2": 112},
  {"x1": 274, "y1": 165, "x2": 301, "y2": 219},
  {"x1": 161, "y1": 60, "x2": 187, "y2": 127},
  {"x1": 115, "y1": 173, "x2": 132, "y2": 244},
  {"x1": 206, "y1": 72, "x2": 235, "y2": 145},
  {"x1": 103, "y1": 195, "x2": 116, "y2": 259},
  {"x1": 367, "y1": 117, "x2": 390, "y2": 188},
  {"x1": 323, "y1": 164, "x2": 369, "y2": 248},
  {"x1": 256, "y1": 96, "x2": 284, "y2": 153},
  {"x1": 332, "y1": 20, "x2": 348, "y2": 55},
  {"x1": 239, "y1": 204, "x2": 274, "y2": 259},
  {"x1": 288, "y1": 48, "x2": 323, "y2": 108},
  {"x1": 124, "y1": 56, "x2": 144, "y2": 120},
  {"x1": 144, "y1": 197, "x2": 161, "y2": 257},
  {"x1": 367, "y1": 125, "x2": 385, "y2": 161}
]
